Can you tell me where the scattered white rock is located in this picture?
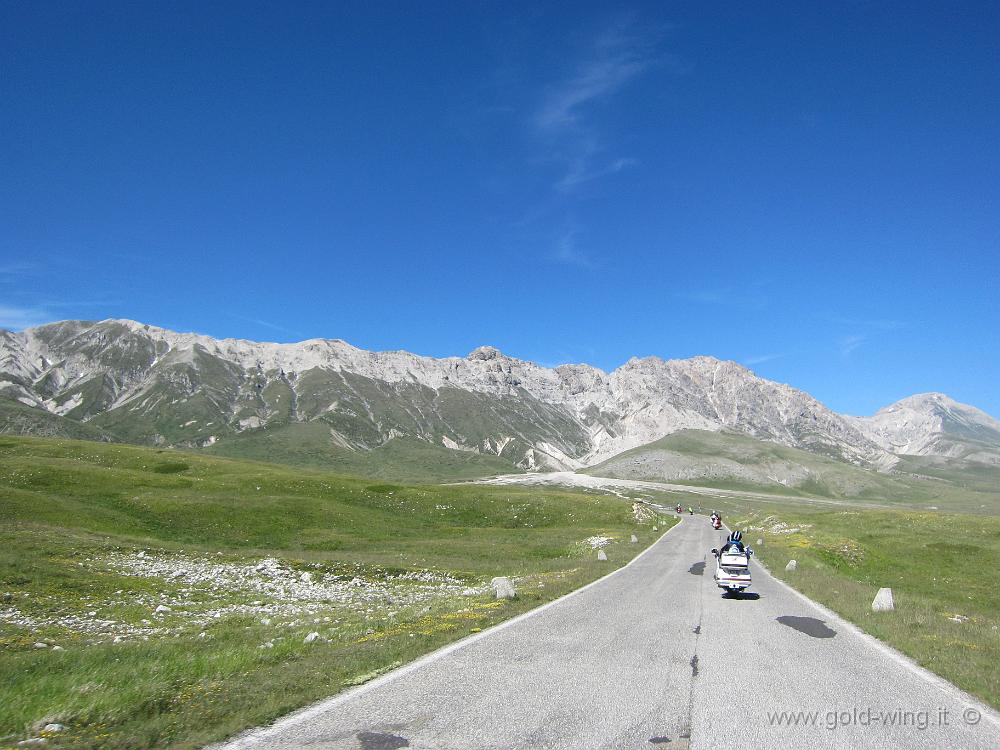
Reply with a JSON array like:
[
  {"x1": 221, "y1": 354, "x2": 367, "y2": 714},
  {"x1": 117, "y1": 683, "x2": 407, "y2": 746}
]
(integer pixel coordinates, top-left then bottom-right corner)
[
  {"x1": 756, "y1": 539, "x2": 763, "y2": 546},
  {"x1": 32, "y1": 642, "x2": 48, "y2": 649},
  {"x1": 948, "y1": 614, "x2": 969, "y2": 624},
  {"x1": 299, "y1": 572, "x2": 312, "y2": 584},
  {"x1": 872, "y1": 587, "x2": 895, "y2": 612},
  {"x1": 490, "y1": 577, "x2": 516, "y2": 600},
  {"x1": 260, "y1": 618, "x2": 272, "y2": 625},
  {"x1": 303, "y1": 631, "x2": 321, "y2": 643},
  {"x1": 50, "y1": 645, "x2": 64, "y2": 652},
  {"x1": 259, "y1": 641, "x2": 274, "y2": 649},
  {"x1": 597, "y1": 550, "x2": 608, "y2": 561},
  {"x1": 652, "y1": 526, "x2": 658, "y2": 532},
  {"x1": 154, "y1": 605, "x2": 171, "y2": 614},
  {"x1": 42, "y1": 725, "x2": 66, "y2": 733},
  {"x1": 785, "y1": 560, "x2": 797, "y2": 572},
  {"x1": 17, "y1": 739, "x2": 47, "y2": 747}
]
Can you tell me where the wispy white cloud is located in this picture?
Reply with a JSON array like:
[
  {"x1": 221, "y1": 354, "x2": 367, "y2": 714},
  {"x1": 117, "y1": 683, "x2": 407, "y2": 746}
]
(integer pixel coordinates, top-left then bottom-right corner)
[
  {"x1": 534, "y1": 28, "x2": 650, "y2": 132},
  {"x1": 515, "y1": 17, "x2": 666, "y2": 270},
  {"x1": 533, "y1": 17, "x2": 657, "y2": 194},
  {"x1": 548, "y1": 222, "x2": 597, "y2": 269},
  {"x1": 0, "y1": 304, "x2": 53, "y2": 330},
  {"x1": 840, "y1": 334, "x2": 866, "y2": 357},
  {"x1": 556, "y1": 155, "x2": 638, "y2": 192},
  {"x1": 227, "y1": 313, "x2": 302, "y2": 337},
  {"x1": 830, "y1": 315, "x2": 905, "y2": 359},
  {"x1": 826, "y1": 315, "x2": 906, "y2": 331},
  {"x1": 676, "y1": 285, "x2": 769, "y2": 310},
  {"x1": 744, "y1": 353, "x2": 784, "y2": 366},
  {"x1": 0, "y1": 262, "x2": 40, "y2": 278},
  {"x1": 551, "y1": 225, "x2": 596, "y2": 269}
]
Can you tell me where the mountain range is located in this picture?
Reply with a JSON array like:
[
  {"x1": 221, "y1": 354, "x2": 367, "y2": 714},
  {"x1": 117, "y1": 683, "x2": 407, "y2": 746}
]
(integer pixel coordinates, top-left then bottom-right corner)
[{"x1": 1, "y1": 319, "x2": 998, "y2": 491}]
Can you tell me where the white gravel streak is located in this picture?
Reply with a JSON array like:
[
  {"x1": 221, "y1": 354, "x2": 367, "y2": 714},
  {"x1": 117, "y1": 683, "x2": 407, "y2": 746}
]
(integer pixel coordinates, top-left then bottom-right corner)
[{"x1": 0, "y1": 552, "x2": 478, "y2": 644}]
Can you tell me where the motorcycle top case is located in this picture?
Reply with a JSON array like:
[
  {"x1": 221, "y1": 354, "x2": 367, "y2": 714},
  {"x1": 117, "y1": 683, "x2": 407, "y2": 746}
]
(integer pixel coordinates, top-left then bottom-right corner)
[{"x1": 719, "y1": 552, "x2": 749, "y2": 568}]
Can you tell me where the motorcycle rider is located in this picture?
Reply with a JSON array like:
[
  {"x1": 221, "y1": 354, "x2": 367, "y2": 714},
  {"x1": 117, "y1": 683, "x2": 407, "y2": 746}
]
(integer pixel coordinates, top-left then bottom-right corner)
[
  {"x1": 720, "y1": 530, "x2": 744, "y2": 553},
  {"x1": 717, "y1": 530, "x2": 753, "y2": 558}
]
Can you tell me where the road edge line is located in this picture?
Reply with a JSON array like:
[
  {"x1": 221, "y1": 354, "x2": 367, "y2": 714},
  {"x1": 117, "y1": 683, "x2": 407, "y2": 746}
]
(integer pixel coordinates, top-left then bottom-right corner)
[{"x1": 210, "y1": 519, "x2": 685, "y2": 748}]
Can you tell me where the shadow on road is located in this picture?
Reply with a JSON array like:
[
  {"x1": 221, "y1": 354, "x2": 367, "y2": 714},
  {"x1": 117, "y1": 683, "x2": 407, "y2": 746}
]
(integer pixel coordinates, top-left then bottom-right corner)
[
  {"x1": 721, "y1": 591, "x2": 761, "y2": 601},
  {"x1": 775, "y1": 615, "x2": 836, "y2": 638}
]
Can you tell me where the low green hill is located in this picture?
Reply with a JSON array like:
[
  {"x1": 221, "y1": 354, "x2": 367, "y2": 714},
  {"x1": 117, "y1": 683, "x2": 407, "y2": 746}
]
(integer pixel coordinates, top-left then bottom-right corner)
[{"x1": 584, "y1": 429, "x2": 1000, "y2": 512}]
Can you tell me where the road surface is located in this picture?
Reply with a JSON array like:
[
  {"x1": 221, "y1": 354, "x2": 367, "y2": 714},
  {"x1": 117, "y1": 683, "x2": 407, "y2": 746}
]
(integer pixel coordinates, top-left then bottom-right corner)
[{"x1": 214, "y1": 517, "x2": 998, "y2": 749}]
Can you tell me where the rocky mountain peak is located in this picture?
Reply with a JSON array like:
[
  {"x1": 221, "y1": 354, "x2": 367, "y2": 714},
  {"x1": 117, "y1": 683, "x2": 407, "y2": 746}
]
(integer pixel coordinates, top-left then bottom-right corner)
[
  {"x1": 467, "y1": 346, "x2": 505, "y2": 361},
  {"x1": 2, "y1": 318, "x2": 996, "y2": 472}
]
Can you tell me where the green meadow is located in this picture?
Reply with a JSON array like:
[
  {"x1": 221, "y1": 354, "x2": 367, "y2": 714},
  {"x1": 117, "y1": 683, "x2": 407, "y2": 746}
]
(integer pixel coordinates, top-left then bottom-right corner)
[{"x1": 0, "y1": 436, "x2": 668, "y2": 749}]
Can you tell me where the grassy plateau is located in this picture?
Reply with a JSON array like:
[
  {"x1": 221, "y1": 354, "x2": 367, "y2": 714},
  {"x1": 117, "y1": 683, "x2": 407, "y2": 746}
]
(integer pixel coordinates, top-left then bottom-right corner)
[{"x1": 0, "y1": 436, "x2": 671, "y2": 749}]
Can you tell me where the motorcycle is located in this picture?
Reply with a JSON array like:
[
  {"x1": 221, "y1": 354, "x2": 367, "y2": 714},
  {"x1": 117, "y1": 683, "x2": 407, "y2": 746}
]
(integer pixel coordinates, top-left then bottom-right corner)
[{"x1": 711, "y1": 544, "x2": 753, "y2": 594}]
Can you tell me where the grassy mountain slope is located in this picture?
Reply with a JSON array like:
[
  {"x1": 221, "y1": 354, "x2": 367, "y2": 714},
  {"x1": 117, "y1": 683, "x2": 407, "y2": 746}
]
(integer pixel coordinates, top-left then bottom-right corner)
[
  {"x1": 893, "y1": 453, "x2": 1000, "y2": 495},
  {"x1": 0, "y1": 436, "x2": 664, "y2": 749},
  {"x1": 584, "y1": 429, "x2": 904, "y2": 496},
  {"x1": 584, "y1": 429, "x2": 1000, "y2": 511},
  {"x1": 204, "y1": 422, "x2": 519, "y2": 482},
  {"x1": 0, "y1": 400, "x2": 114, "y2": 443}
]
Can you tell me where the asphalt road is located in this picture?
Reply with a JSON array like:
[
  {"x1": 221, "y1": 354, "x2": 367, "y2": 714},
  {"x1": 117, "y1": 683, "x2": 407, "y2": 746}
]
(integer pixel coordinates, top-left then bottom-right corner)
[{"x1": 215, "y1": 517, "x2": 998, "y2": 750}]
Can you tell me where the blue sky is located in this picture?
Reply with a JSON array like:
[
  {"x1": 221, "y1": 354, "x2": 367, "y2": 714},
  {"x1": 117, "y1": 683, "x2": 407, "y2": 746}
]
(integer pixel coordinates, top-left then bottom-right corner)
[{"x1": 2, "y1": 2, "x2": 998, "y2": 417}]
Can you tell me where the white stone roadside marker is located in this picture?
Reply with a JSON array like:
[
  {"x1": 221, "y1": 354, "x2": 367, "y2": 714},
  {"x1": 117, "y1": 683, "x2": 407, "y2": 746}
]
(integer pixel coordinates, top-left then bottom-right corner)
[
  {"x1": 491, "y1": 577, "x2": 516, "y2": 599},
  {"x1": 785, "y1": 560, "x2": 797, "y2": 572},
  {"x1": 630, "y1": 534, "x2": 638, "y2": 543},
  {"x1": 872, "y1": 587, "x2": 895, "y2": 612},
  {"x1": 597, "y1": 550, "x2": 608, "y2": 561}
]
